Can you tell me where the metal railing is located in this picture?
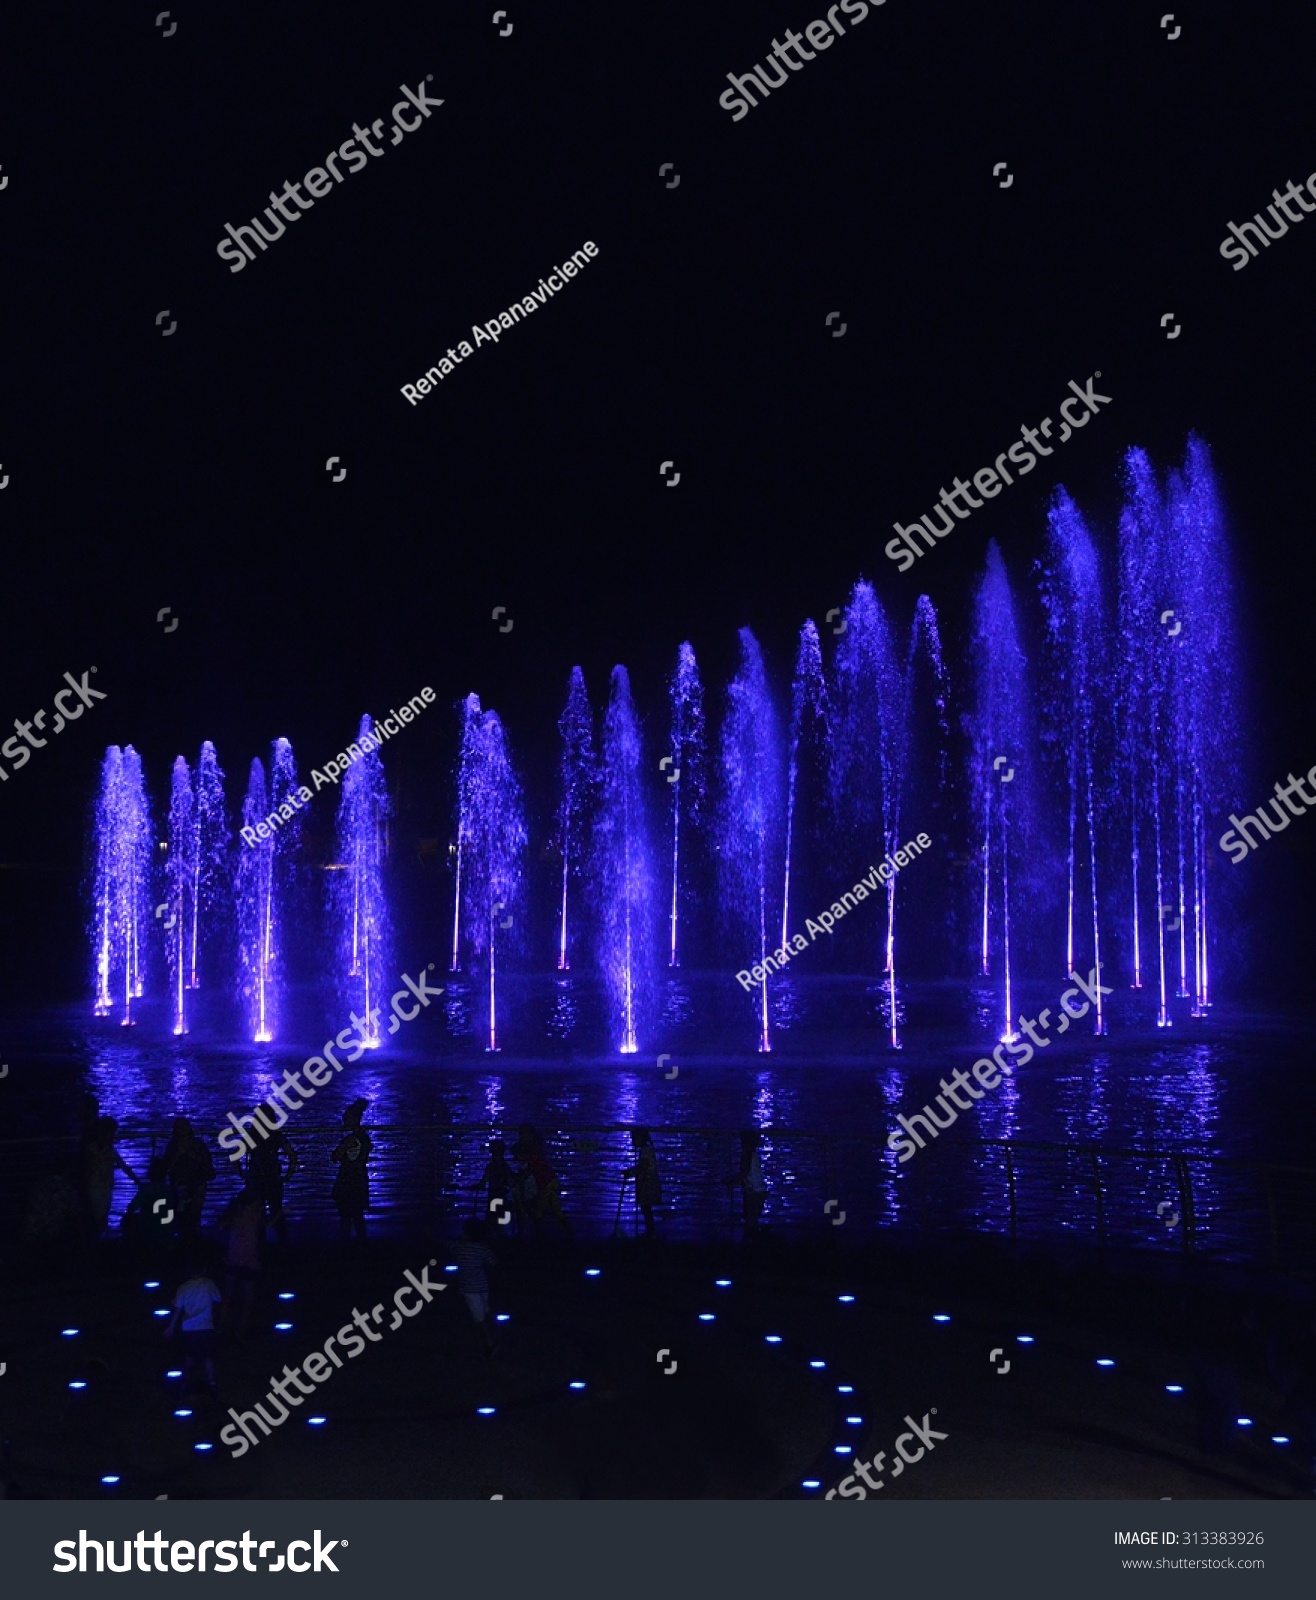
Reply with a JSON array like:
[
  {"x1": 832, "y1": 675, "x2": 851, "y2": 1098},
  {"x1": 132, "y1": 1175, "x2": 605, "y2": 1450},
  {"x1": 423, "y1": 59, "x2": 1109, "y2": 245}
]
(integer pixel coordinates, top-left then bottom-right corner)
[{"x1": 8, "y1": 1125, "x2": 1313, "y2": 1269}]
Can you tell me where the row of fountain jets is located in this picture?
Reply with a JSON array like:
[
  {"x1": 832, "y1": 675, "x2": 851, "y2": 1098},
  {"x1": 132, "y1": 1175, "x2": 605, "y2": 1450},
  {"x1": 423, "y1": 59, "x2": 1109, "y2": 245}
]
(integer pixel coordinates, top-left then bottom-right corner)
[{"x1": 91, "y1": 440, "x2": 1241, "y2": 1054}]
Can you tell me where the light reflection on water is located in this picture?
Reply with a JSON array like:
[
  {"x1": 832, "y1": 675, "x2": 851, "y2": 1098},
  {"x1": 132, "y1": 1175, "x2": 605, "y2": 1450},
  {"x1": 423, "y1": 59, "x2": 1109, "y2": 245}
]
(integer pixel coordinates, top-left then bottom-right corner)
[{"x1": 5, "y1": 983, "x2": 1310, "y2": 1260}]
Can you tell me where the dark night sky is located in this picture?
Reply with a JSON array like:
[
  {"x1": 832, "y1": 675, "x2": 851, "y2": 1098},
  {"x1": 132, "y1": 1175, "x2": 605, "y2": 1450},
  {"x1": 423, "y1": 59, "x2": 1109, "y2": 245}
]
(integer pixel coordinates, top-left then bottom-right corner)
[{"x1": 1, "y1": 0, "x2": 1313, "y2": 994}]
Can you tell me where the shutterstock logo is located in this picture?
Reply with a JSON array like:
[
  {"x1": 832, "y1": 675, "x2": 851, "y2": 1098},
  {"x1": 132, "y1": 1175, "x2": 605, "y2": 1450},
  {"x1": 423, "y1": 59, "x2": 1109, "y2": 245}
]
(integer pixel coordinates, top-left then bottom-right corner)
[{"x1": 53, "y1": 1529, "x2": 343, "y2": 1574}]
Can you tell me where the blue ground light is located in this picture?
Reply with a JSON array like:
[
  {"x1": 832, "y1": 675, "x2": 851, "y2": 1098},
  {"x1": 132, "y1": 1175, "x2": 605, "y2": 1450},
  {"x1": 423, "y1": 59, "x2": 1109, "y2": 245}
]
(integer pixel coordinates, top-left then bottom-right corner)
[
  {"x1": 698, "y1": 1313, "x2": 715, "y2": 1321},
  {"x1": 1096, "y1": 1358, "x2": 1116, "y2": 1367},
  {"x1": 585, "y1": 1268, "x2": 601, "y2": 1277},
  {"x1": 153, "y1": 1309, "x2": 170, "y2": 1318},
  {"x1": 309, "y1": 1417, "x2": 327, "y2": 1426},
  {"x1": 932, "y1": 1314, "x2": 950, "y2": 1323},
  {"x1": 1016, "y1": 1335, "x2": 1035, "y2": 1343},
  {"x1": 765, "y1": 1335, "x2": 782, "y2": 1344},
  {"x1": 278, "y1": 1292, "x2": 295, "y2": 1300},
  {"x1": 802, "y1": 1480, "x2": 821, "y2": 1490},
  {"x1": 1166, "y1": 1384, "x2": 1184, "y2": 1393},
  {"x1": 173, "y1": 1408, "x2": 193, "y2": 1419},
  {"x1": 143, "y1": 1281, "x2": 160, "y2": 1290},
  {"x1": 809, "y1": 1360, "x2": 826, "y2": 1368},
  {"x1": 837, "y1": 1385, "x2": 854, "y2": 1394},
  {"x1": 477, "y1": 1406, "x2": 496, "y2": 1416},
  {"x1": 194, "y1": 1442, "x2": 213, "y2": 1453},
  {"x1": 1272, "y1": 1436, "x2": 1290, "y2": 1445},
  {"x1": 715, "y1": 1279, "x2": 732, "y2": 1287},
  {"x1": 569, "y1": 1381, "x2": 586, "y2": 1390},
  {"x1": 838, "y1": 1294, "x2": 855, "y2": 1303},
  {"x1": 274, "y1": 1322, "x2": 293, "y2": 1331},
  {"x1": 68, "y1": 1381, "x2": 86, "y2": 1391},
  {"x1": 166, "y1": 1369, "x2": 182, "y2": 1379},
  {"x1": 100, "y1": 1475, "x2": 120, "y2": 1486},
  {"x1": 61, "y1": 1328, "x2": 79, "y2": 1337}
]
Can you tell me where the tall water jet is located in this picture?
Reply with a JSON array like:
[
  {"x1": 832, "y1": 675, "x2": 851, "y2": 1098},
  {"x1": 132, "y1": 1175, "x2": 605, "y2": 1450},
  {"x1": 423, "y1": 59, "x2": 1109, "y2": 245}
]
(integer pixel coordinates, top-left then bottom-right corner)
[
  {"x1": 831, "y1": 583, "x2": 909, "y2": 1046},
  {"x1": 781, "y1": 620, "x2": 829, "y2": 950},
  {"x1": 333, "y1": 716, "x2": 391, "y2": 1049},
  {"x1": 189, "y1": 742, "x2": 229, "y2": 989},
  {"x1": 1163, "y1": 437, "x2": 1241, "y2": 1016},
  {"x1": 969, "y1": 544, "x2": 1036, "y2": 1042},
  {"x1": 449, "y1": 694, "x2": 482, "y2": 973},
  {"x1": 165, "y1": 757, "x2": 195, "y2": 1035},
  {"x1": 666, "y1": 642, "x2": 706, "y2": 967},
  {"x1": 718, "y1": 630, "x2": 784, "y2": 1053},
  {"x1": 1042, "y1": 489, "x2": 1109, "y2": 1033},
  {"x1": 461, "y1": 709, "x2": 526, "y2": 1051},
  {"x1": 90, "y1": 745, "x2": 153, "y2": 1024},
  {"x1": 554, "y1": 668, "x2": 597, "y2": 971},
  {"x1": 594, "y1": 666, "x2": 658, "y2": 1054},
  {"x1": 235, "y1": 741, "x2": 299, "y2": 1043},
  {"x1": 1117, "y1": 448, "x2": 1162, "y2": 1002}
]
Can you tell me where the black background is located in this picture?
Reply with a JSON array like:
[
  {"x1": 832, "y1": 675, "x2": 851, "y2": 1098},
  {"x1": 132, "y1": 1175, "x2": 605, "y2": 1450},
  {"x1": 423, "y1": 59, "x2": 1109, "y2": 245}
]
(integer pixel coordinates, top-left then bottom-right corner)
[{"x1": 1, "y1": 0, "x2": 1313, "y2": 995}]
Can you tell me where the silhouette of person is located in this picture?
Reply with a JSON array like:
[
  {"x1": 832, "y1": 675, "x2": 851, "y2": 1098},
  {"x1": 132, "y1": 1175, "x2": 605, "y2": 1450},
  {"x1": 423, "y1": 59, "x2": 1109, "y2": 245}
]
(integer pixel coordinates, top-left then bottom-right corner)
[
  {"x1": 477, "y1": 1138, "x2": 516, "y2": 1228},
  {"x1": 163, "y1": 1117, "x2": 214, "y2": 1235},
  {"x1": 512, "y1": 1124, "x2": 572, "y2": 1238},
  {"x1": 726, "y1": 1129, "x2": 766, "y2": 1238},
  {"x1": 122, "y1": 1157, "x2": 177, "y2": 1243},
  {"x1": 83, "y1": 1116, "x2": 139, "y2": 1238},
  {"x1": 452, "y1": 1218, "x2": 498, "y2": 1354},
  {"x1": 244, "y1": 1109, "x2": 298, "y2": 1243},
  {"x1": 165, "y1": 1263, "x2": 221, "y2": 1394},
  {"x1": 330, "y1": 1098, "x2": 372, "y2": 1243},
  {"x1": 623, "y1": 1128, "x2": 663, "y2": 1237}
]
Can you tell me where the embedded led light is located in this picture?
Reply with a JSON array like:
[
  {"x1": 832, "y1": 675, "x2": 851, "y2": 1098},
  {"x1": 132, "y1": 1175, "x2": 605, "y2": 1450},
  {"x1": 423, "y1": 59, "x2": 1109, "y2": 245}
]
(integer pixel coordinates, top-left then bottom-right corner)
[
  {"x1": 153, "y1": 1309, "x2": 170, "y2": 1318},
  {"x1": 445, "y1": 1264, "x2": 458, "y2": 1273},
  {"x1": 61, "y1": 1328, "x2": 79, "y2": 1337},
  {"x1": 1165, "y1": 1384, "x2": 1184, "y2": 1393},
  {"x1": 802, "y1": 1479, "x2": 821, "y2": 1490},
  {"x1": 715, "y1": 1279, "x2": 732, "y2": 1287},
  {"x1": 838, "y1": 1294, "x2": 855, "y2": 1303},
  {"x1": 1236, "y1": 1416, "x2": 1253, "y2": 1427},
  {"x1": 765, "y1": 1335, "x2": 782, "y2": 1344},
  {"x1": 809, "y1": 1360, "x2": 826, "y2": 1369},
  {"x1": 1016, "y1": 1335, "x2": 1034, "y2": 1344},
  {"x1": 100, "y1": 1475, "x2": 120, "y2": 1485},
  {"x1": 569, "y1": 1381, "x2": 586, "y2": 1390},
  {"x1": 68, "y1": 1381, "x2": 87, "y2": 1390},
  {"x1": 832, "y1": 1445, "x2": 849, "y2": 1454},
  {"x1": 584, "y1": 1268, "x2": 601, "y2": 1277},
  {"x1": 495, "y1": 1314, "x2": 510, "y2": 1323},
  {"x1": 274, "y1": 1322, "x2": 293, "y2": 1331},
  {"x1": 308, "y1": 1416, "x2": 327, "y2": 1426},
  {"x1": 698, "y1": 1313, "x2": 715, "y2": 1322},
  {"x1": 166, "y1": 1370, "x2": 183, "y2": 1379},
  {"x1": 173, "y1": 1408, "x2": 193, "y2": 1419},
  {"x1": 194, "y1": 1442, "x2": 214, "y2": 1452},
  {"x1": 1096, "y1": 1358, "x2": 1115, "y2": 1367},
  {"x1": 1272, "y1": 1435, "x2": 1290, "y2": 1445},
  {"x1": 278, "y1": 1292, "x2": 295, "y2": 1300},
  {"x1": 932, "y1": 1314, "x2": 951, "y2": 1323},
  {"x1": 845, "y1": 1416, "x2": 863, "y2": 1425},
  {"x1": 836, "y1": 1385, "x2": 854, "y2": 1394},
  {"x1": 144, "y1": 1281, "x2": 161, "y2": 1290},
  {"x1": 477, "y1": 1406, "x2": 496, "y2": 1415}
]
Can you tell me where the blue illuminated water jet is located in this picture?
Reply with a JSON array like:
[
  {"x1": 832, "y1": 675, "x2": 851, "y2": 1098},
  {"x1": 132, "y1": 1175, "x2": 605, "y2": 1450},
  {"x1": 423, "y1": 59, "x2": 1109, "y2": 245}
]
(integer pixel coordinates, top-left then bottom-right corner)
[
  {"x1": 719, "y1": 630, "x2": 783, "y2": 1053},
  {"x1": 781, "y1": 620, "x2": 828, "y2": 950},
  {"x1": 91, "y1": 745, "x2": 153, "y2": 1024},
  {"x1": 970, "y1": 544, "x2": 1036, "y2": 1042},
  {"x1": 666, "y1": 642, "x2": 705, "y2": 968},
  {"x1": 449, "y1": 694, "x2": 482, "y2": 974},
  {"x1": 165, "y1": 757, "x2": 195, "y2": 1035},
  {"x1": 333, "y1": 716, "x2": 391, "y2": 1049},
  {"x1": 189, "y1": 742, "x2": 229, "y2": 990},
  {"x1": 459, "y1": 709, "x2": 526, "y2": 1051},
  {"x1": 554, "y1": 668, "x2": 596, "y2": 972},
  {"x1": 595, "y1": 666, "x2": 658, "y2": 1054},
  {"x1": 831, "y1": 583, "x2": 911, "y2": 1047},
  {"x1": 236, "y1": 740, "x2": 299, "y2": 1043},
  {"x1": 1042, "y1": 490, "x2": 1108, "y2": 1033}
]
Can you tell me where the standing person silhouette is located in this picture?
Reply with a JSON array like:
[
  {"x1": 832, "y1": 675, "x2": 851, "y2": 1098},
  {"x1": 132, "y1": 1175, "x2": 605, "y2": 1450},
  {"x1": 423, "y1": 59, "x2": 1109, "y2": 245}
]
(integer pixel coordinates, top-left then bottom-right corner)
[
  {"x1": 330, "y1": 1098, "x2": 373, "y2": 1243},
  {"x1": 244, "y1": 1109, "x2": 298, "y2": 1244},
  {"x1": 725, "y1": 1129, "x2": 766, "y2": 1239},
  {"x1": 163, "y1": 1117, "x2": 215, "y2": 1236},
  {"x1": 623, "y1": 1128, "x2": 663, "y2": 1237},
  {"x1": 83, "y1": 1117, "x2": 139, "y2": 1238}
]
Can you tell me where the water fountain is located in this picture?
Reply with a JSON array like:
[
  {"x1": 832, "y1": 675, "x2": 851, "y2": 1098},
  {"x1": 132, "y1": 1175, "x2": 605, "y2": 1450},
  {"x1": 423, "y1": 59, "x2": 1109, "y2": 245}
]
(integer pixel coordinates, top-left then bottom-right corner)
[
  {"x1": 449, "y1": 694, "x2": 482, "y2": 973},
  {"x1": 595, "y1": 665, "x2": 657, "y2": 1054},
  {"x1": 333, "y1": 716, "x2": 391, "y2": 1050},
  {"x1": 666, "y1": 642, "x2": 705, "y2": 967},
  {"x1": 165, "y1": 757, "x2": 195, "y2": 1035},
  {"x1": 1042, "y1": 489, "x2": 1108, "y2": 1033},
  {"x1": 459, "y1": 708, "x2": 526, "y2": 1051},
  {"x1": 91, "y1": 745, "x2": 153, "y2": 1024},
  {"x1": 969, "y1": 543, "x2": 1037, "y2": 1043},
  {"x1": 718, "y1": 629, "x2": 783, "y2": 1053},
  {"x1": 235, "y1": 741, "x2": 299, "y2": 1044},
  {"x1": 781, "y1": 620, "x2": 828, "y2": 950},
  {"x1": 189, "y1": 742, "x2": 229, "y2": 990},
  {"x1": 554, "y1": 667, "x2": 596, "y2": 971}
]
